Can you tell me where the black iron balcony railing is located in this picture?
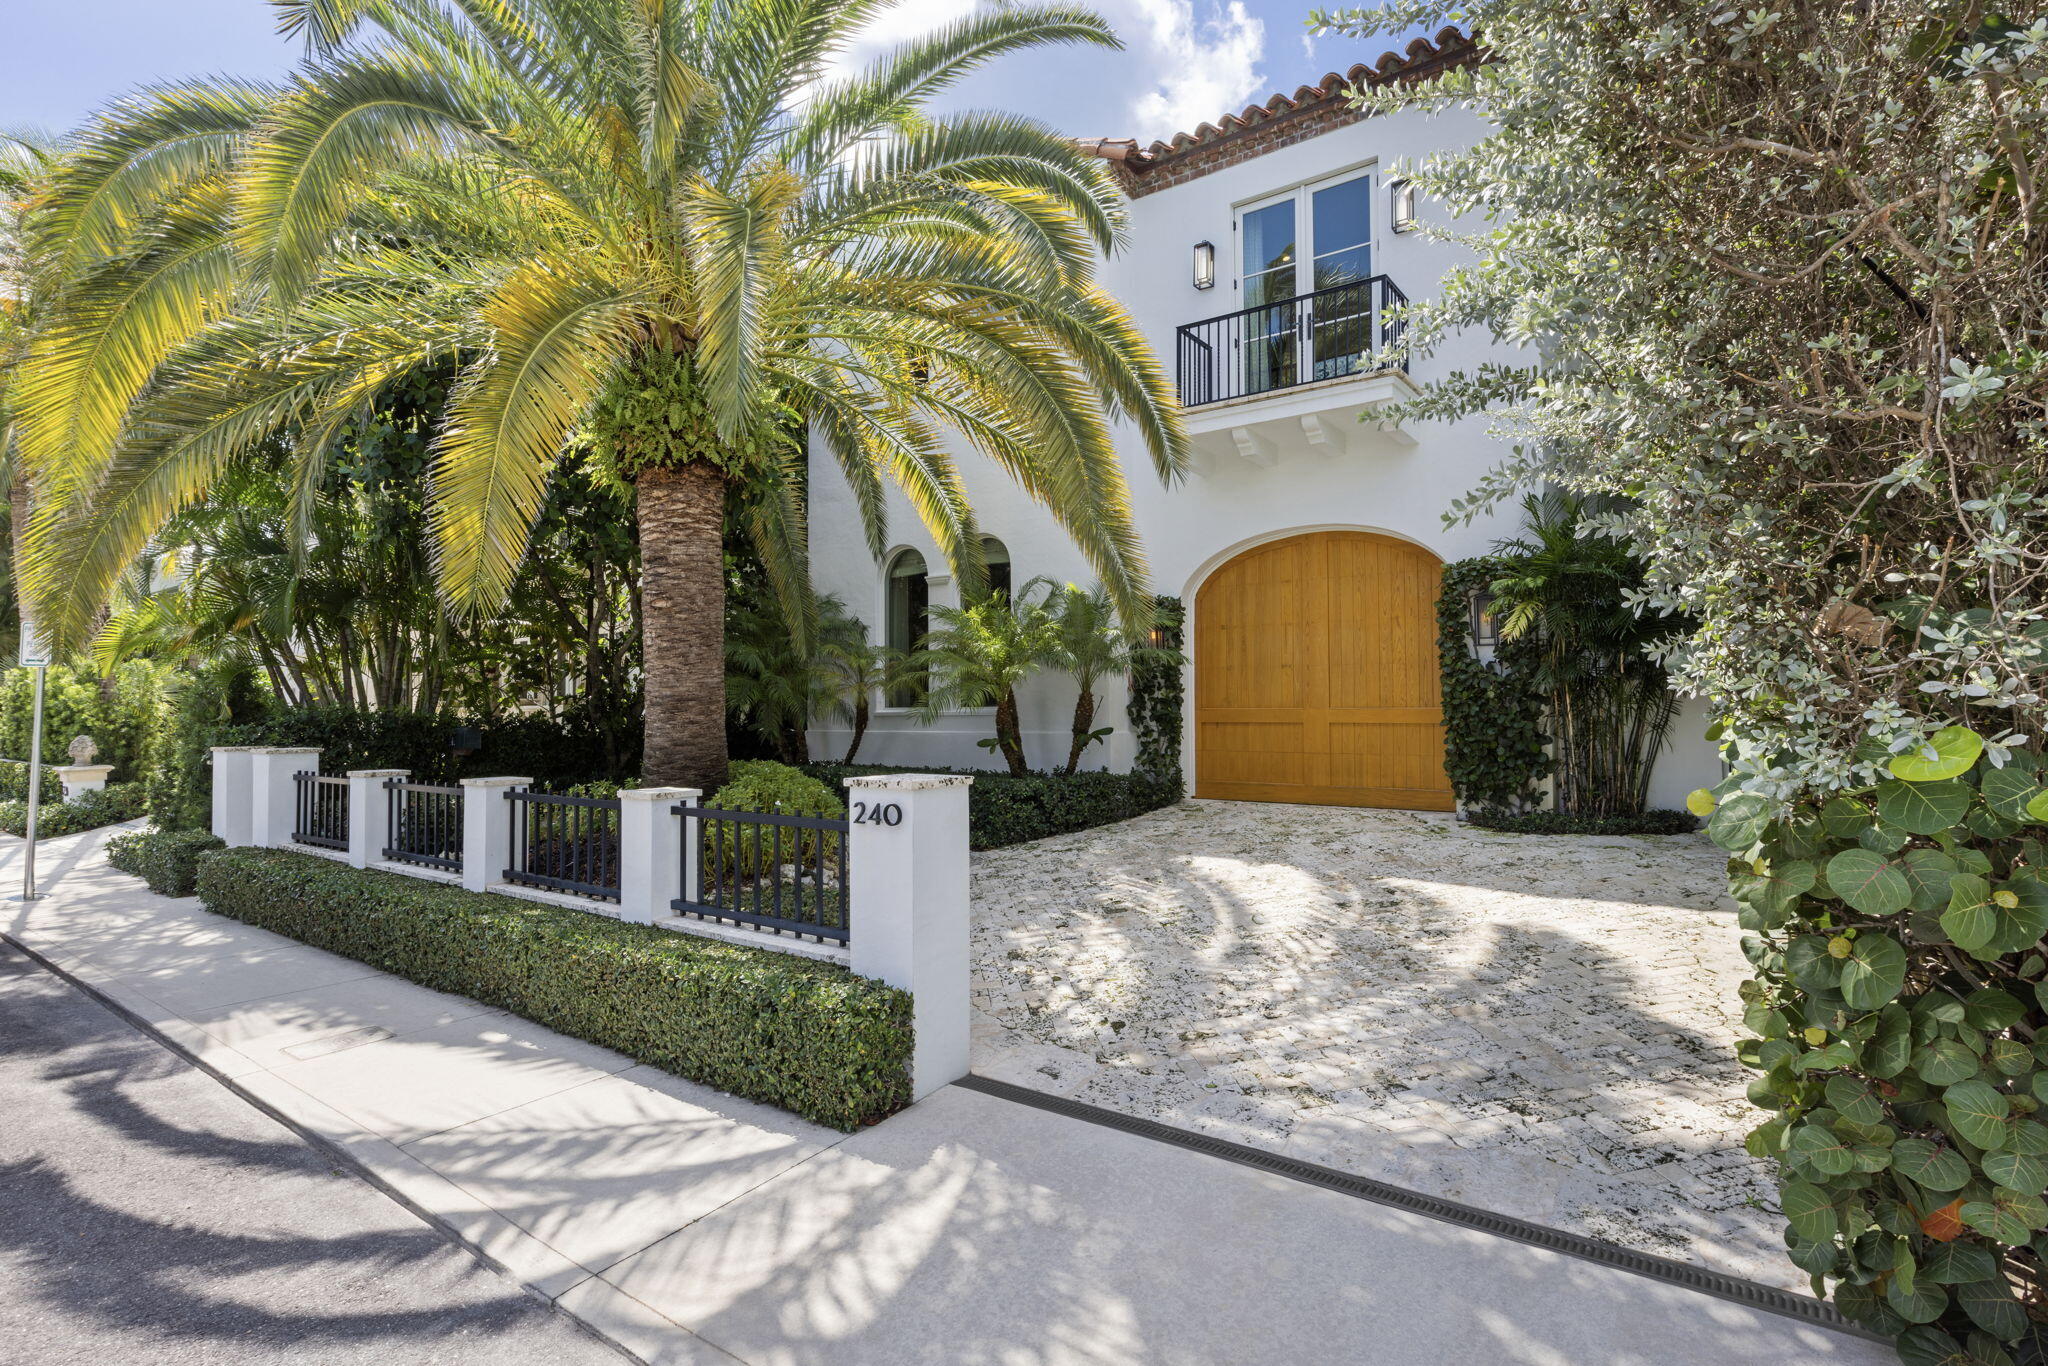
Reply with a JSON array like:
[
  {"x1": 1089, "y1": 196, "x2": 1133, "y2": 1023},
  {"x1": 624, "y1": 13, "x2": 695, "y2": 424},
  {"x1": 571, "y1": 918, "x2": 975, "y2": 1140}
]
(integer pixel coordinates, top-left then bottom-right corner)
[{"x1": 1176, "y1": 275, "x2": 1408, "y2": 408}]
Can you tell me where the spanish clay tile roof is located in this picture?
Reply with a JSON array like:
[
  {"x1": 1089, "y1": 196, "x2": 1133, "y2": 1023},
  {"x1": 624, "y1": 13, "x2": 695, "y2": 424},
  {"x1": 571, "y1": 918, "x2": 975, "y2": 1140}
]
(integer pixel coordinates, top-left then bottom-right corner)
[{"x1": 1078, "y1": 25, "x2": 1479, "y2": 182}]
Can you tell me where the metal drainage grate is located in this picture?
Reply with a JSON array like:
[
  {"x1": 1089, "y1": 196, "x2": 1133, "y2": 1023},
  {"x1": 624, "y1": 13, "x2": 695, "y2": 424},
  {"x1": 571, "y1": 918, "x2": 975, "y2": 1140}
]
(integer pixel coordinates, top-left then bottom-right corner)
[{"x1": 955, "y1": 1073, "x2": 1878, "y2": 1342}]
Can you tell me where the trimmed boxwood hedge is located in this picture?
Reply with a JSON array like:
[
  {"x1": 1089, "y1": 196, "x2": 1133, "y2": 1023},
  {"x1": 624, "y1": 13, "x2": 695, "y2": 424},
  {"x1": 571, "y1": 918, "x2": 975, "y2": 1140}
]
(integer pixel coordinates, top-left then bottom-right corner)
[
  {"x1": 194, "y1": 848, "x2": 912, "y2": 1129},
  {"x1": 803, "y1": 763, "x2": 1181, "y2": 850},
  {"x1": 0, "y1": 782, "x2": 147, "y2": 837},
  {"x1": 106, "y1": 828, "x2": 226, "y2": 896}
]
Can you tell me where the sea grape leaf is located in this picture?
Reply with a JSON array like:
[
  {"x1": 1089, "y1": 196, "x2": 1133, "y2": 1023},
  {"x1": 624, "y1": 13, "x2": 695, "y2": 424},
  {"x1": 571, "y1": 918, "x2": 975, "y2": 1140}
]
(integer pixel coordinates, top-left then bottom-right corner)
[
  {"x1": 1891, "y1": 727, "x2": 1986, "y2": 782},
  {"x1": 1877, "y1": 778, "x2": 1974, "y2": 835},
  {"x1": 1828, "y1": 849, "x2": 1912, "y2": 916}
]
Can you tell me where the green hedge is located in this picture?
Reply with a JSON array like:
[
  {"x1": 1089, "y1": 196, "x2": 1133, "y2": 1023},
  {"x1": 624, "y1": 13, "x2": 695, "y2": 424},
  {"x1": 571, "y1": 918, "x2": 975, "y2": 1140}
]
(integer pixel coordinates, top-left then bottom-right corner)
[
  {"x1": 0, "y1": 661, "x2": 166, "y2": 780},
  {"x1": 194, "y1": 848, "x2": 912, "y2": 1129},
  {"x1": 0, "y1": 759, "x2": 62, "y2": 804},
  {"x1": 106, "y1": 828, "x2": 226, "y2": 896},
  {"x1": 1465, "y1": 808, "x2": 1700, "y2": 836},
  {"x1": 221, "y1": 706, "x2": 641, "y2": 788},
  {"x1": 803, "y1": 763, "x2": 1181, "y2": 850},
  {"x1": 0, "y1": 782, "x2": 147, "y2": 837}
]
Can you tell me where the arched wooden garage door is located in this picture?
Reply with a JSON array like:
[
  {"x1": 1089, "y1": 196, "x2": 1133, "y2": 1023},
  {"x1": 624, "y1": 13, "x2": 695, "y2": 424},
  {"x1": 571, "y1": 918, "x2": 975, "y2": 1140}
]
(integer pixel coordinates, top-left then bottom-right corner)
[{"x1": 1194, "y1": 531, "x2": 1454, "y2": 810}]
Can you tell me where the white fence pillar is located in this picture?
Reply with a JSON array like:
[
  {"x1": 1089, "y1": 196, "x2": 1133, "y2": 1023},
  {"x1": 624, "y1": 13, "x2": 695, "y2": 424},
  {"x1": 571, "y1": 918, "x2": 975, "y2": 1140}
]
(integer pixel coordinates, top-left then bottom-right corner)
[
  {"x1": 249, "y1": 748, "x2": 321, "y2": 849},
  {"x1": 845, "y1": 774, "x2": 973, "y2": 1101},
  {"x1": 619, "y1": 787, "x2": 696, "y2": 924},
  {"x1": 460, "y1": 777, "x2": 530, "y2": 892},
  {"x1": 347, "y1": 769, "x2": 408, "y2": 869},
  {"x1": 55, "y1": 764, "x2": 114, "y2": 801},
  {"x1": 211, "y1": 747, "x2": 262, "y2": 846}
]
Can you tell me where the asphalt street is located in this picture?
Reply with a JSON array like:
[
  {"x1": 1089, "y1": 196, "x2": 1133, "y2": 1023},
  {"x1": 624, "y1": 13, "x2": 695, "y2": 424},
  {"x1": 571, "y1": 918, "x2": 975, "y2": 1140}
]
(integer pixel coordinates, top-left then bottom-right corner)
[{"x1": 0, "y1": 941, "x2": 631, "y2": 1366}]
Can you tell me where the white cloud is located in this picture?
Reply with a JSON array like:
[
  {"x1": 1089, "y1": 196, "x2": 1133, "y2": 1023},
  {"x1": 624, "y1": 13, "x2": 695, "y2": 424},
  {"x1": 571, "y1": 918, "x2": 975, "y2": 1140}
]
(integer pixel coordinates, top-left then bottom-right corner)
[
  {"x1": 815, "y1": 0, "x2": 1271, "y2": 142},
  {"x1": 1119, "y1": 0, "x2": 1266, "y2": 139},
  {"x1": 825, "y1": 0, "x2": 969, "y2": 81}
]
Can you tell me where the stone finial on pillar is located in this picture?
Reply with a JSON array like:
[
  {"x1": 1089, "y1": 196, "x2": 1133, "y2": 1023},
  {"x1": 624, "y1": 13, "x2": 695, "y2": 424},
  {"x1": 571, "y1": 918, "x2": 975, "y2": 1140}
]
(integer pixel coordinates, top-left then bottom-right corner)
[
  {"x1": 618, "y1": 787, "x2": 698, "y2": 924},
  {"x1": 346, "y1": 770, "x2": 410, "y2": 869},
  {"x1": 459, "y1": 777, "x2": 531, "y2": 892},
  {"x1": 844, "y1": 773, "x2": 974, "y2": 1101}
]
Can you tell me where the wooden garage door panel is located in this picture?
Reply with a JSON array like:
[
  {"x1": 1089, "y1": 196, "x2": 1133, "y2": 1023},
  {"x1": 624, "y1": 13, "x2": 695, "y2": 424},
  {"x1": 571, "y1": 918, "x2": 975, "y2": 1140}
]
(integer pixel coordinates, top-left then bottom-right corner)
[
  {"x1": 1195, "y1": 531, "x2": 1453, "y2": 811},
  {"x1": 1326, "y1": 535, "x2": 1441, "y2": 711},
  {"x1": 1328, "y1": 720, "x2": 1448, "y2": 792},
  {"x1": 1195, "y1": 540, "x2": 1312, "y2": 710}
]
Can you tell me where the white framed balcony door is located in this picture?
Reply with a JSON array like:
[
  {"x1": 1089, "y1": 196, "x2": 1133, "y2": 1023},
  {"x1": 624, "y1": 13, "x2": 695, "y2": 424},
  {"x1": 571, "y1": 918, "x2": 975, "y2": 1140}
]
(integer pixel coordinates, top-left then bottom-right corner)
[{"x1": 1235, "y1": 171, "x2": 1375, "y2": 396}]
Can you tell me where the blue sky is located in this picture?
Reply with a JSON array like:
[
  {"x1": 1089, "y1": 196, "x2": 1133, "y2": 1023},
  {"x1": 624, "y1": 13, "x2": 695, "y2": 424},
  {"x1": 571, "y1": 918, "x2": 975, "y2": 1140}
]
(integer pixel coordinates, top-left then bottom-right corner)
[{"x1": 6, "y1": 1, "x2": 1424, "y2": 145}]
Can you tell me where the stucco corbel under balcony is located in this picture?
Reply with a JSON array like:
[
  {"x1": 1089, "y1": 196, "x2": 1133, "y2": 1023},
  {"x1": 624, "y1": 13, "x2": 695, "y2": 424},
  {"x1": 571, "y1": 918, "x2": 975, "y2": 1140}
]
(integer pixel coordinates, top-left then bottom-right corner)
[{"x1": 1179, "y1": 368, "x2": 1420, "y2": 469}]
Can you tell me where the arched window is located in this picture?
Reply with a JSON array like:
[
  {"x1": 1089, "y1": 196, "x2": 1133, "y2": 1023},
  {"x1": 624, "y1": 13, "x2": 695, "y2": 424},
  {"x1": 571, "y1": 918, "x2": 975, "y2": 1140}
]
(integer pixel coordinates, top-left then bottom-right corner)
[
  {"x1": 980, "y1": 536, "x2": 1012, "y2": 603},
  {"x1": 885, "y1": 548, "x2": 928, "y2": 707}
]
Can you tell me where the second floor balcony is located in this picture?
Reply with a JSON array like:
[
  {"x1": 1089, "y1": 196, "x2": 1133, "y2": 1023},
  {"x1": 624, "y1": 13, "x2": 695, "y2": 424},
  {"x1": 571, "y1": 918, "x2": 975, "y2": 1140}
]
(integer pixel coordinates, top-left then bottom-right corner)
[{"x1": 1175, "y1": 275, "x2": 1408, "y2": 410}]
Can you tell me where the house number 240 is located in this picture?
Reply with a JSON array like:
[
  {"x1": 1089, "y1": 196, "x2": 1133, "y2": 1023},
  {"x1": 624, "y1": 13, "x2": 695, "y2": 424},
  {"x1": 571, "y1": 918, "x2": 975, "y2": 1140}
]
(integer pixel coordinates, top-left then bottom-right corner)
[{"x1": 852, "y1": 801, "x2": 903, "y2": 827}]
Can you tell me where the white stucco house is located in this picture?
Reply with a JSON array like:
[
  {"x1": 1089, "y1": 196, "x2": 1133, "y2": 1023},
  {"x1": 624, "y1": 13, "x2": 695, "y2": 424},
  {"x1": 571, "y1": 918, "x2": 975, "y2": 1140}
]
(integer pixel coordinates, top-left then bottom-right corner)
[{"x1": 805, "y1": 27, "x2": 1721, "y2": 813}]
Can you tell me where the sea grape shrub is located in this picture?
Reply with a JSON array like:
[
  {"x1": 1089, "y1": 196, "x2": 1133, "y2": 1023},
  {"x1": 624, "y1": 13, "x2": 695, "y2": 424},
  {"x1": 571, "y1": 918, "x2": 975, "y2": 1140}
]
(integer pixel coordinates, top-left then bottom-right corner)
[{"x1": 1714, "y1": 728, "x2": 2048, "y2": 1361}]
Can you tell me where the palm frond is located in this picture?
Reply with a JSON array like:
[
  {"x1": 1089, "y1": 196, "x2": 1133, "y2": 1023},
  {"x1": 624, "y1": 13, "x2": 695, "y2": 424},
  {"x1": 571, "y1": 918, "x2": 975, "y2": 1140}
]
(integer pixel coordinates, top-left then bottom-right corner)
[{"x1": 429, "y1": 258, "x2": 641, "y2": 613}]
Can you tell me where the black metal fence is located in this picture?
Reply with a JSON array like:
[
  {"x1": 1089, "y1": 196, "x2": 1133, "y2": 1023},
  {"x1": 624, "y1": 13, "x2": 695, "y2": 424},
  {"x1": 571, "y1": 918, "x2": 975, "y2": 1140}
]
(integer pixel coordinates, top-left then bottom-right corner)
[
  {"x1": 673, "y1": 804, "x2": 849, "y2": 945},
  {"x1": 1175, "y1": 274, "x2": 1408, "y2": 407},
  {"x1": 504, "y1": 788, "x2": 621, "y2": 902},
  {"x1": 383, "y1": 780, "x2": 464, "y2": 872},
  {"x1": 291, "y1": 771, "x2": 349, "y2": 852}
]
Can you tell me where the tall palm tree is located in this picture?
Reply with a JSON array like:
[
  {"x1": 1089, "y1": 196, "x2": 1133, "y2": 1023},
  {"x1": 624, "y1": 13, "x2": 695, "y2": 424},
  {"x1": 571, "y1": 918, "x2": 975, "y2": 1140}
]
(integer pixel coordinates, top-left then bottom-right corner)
[{"x1": 13, "y1": 0, "x2": 1187, "y2": 792}]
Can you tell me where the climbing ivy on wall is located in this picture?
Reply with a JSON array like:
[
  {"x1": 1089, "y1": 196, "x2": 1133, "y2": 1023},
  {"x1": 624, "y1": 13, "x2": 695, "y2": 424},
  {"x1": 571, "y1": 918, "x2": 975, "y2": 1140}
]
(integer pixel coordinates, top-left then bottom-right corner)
[
  {"x1": 1128, "y1": 595, "x2": 1185, "y2": 783},
  {"x1": 1438, "y1": 559, "x2": 1549, "y2": 812}
]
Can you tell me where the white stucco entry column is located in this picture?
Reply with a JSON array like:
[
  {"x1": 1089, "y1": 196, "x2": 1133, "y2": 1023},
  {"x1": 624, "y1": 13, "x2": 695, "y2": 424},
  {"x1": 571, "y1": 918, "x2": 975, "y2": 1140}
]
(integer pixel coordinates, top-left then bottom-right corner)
[{"x1": 845, "y1": 773, "x2": 972, "y2": 1100}]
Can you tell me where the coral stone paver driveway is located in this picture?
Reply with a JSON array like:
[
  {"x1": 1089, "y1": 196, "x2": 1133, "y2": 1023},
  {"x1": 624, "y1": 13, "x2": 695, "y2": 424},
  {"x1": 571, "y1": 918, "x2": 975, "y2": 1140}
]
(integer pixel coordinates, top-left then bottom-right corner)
[{"x1": 969, "y1": 800, "x2": 1792, "y2": 1292}]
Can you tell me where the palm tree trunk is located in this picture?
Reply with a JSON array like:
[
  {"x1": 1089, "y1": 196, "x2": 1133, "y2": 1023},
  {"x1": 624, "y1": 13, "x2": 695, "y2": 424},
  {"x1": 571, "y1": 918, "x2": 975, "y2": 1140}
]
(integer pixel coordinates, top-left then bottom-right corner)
[
  {"x1": 995, "y1": 688, "x2": 1028, "y2": 776},
  {"x1": 637, "y1": 461, "x2": 728, "y2": 793},
  {"x1": 1064, "y1": 686, "x2": 1095, "y2": 775},
  {"x1": 843, "y1": 693, "x2": 868, "y2": 765}
]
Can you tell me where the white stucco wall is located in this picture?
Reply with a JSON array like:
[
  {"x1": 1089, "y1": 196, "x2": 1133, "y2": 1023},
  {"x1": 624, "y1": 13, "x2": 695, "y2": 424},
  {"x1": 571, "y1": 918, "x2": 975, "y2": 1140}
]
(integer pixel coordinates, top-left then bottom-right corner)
[{"x1": 803, "y1": 90, "x2": 1722, "y2": 809}]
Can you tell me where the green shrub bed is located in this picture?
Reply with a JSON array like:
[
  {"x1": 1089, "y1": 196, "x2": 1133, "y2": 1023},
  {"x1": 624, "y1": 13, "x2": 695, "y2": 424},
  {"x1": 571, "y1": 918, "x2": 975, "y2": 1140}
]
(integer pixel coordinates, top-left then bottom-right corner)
[
  {"x1": 0, "y1": 782, "x2": 147, "y2": 837},
  {"x1": 803, "y1": 763, "x2": 1180, "y2": 850},
  {"x1": 0, "y1": 759, "x2": 62, "y2": 804},
  {"x1": 194, "y1": 848, "x2": 912, "y2": 1129},
  {"x1": 106, "y1": 828, "x2": 226, "y2": 896},
  {"x1": 1714, "y1": 735, "x2": 2048, "y2": 1353},
  {"x1": 1465, "y1": 809, "x2": 1699, "y2": 837}
]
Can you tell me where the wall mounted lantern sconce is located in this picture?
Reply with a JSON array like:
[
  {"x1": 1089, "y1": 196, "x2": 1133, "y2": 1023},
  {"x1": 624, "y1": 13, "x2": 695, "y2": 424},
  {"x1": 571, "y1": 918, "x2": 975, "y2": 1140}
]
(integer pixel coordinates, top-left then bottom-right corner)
[
  {"x1": 1390, "y1": 179, "x2": 1417, "y2": 234},
  {"x1": 1192, "y1": 240, "x2": 1216, "y2": 290},
  {"x1": 1467, "y1": 590, "x2": 1499, "y2": 653}
]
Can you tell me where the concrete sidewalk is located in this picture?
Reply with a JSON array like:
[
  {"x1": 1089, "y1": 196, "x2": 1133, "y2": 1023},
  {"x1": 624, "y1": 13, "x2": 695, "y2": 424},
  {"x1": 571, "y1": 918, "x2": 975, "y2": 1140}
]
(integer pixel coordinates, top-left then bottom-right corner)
[{"x1": 2, "y1": 826, "x2": 1891, "y2": 1366}]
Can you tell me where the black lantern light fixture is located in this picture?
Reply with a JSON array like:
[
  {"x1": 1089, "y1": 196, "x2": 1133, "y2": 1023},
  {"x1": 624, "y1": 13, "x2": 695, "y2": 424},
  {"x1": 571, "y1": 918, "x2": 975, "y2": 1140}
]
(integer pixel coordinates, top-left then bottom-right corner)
[
  {"x1": 1389, "y1": 179, "x2": 1416, "y2": 234},
  {"x1": 1467, "y1": 590, "x2": 1499, "y2": 652},
  {"x1": 1192, "y1": 240, "x2": 1215, "y2": 290}
]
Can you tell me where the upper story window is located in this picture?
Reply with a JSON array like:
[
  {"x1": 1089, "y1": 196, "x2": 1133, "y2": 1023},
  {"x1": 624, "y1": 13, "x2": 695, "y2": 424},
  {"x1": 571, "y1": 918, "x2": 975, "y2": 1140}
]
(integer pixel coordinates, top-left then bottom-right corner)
[
  {"x1": 1238, "y1": 170, "x2": 1372, "y2": 305},
  {"x1": 885, "y1": 548, "x2": 928, "y2": 706},
  {"x1": 1176, "y1": 169, "x2": 1404, "y2": 407}
]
